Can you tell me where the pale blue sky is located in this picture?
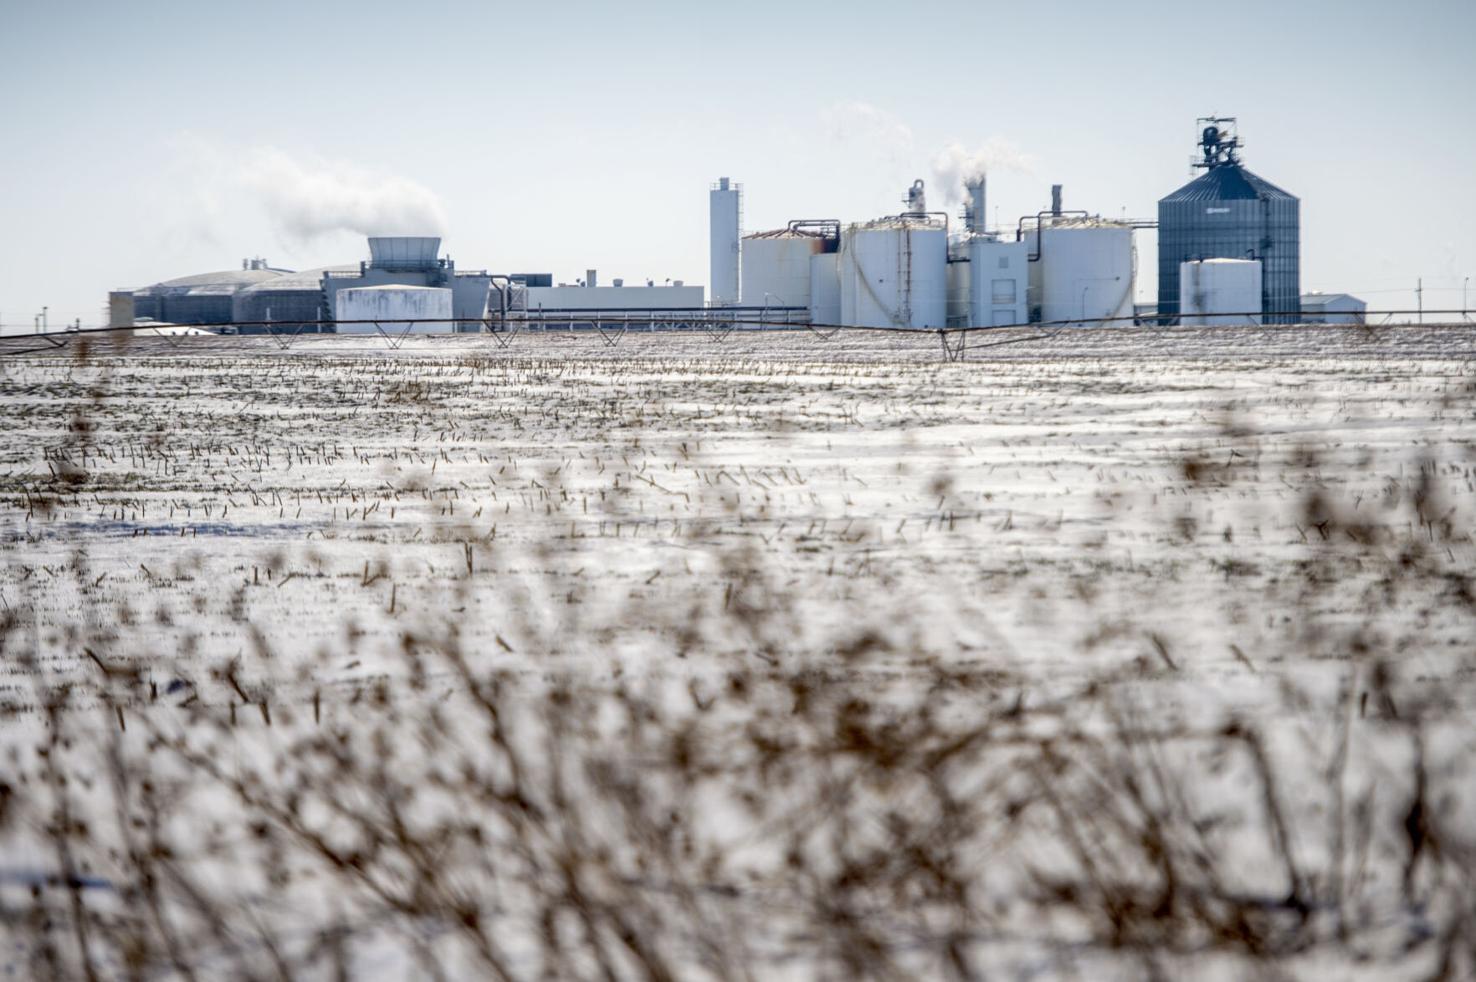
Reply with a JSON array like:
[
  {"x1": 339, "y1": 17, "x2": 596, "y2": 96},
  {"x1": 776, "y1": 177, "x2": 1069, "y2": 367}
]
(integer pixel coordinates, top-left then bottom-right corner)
[{"x1": 2, "y1": 0, "x2": 1473, "y2": 328}]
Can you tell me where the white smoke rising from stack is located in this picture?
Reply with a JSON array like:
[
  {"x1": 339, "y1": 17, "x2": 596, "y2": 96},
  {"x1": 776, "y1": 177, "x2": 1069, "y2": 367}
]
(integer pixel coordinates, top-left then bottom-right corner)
[
  {"x1": 930, "y1": 140, "x2": 1034, "y2": 206},
  {"x1": 240, "y1": 148, "x2": 448, "y2": 241}
]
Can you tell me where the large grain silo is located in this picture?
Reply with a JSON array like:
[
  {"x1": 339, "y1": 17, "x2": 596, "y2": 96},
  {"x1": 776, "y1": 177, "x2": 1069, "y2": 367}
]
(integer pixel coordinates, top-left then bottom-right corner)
[{"x1": 1158, "y1": 118, "x2": 1299, "y2": 324}]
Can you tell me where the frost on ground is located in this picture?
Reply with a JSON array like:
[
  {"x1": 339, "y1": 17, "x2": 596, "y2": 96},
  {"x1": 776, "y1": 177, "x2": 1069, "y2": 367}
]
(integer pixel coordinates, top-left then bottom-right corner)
[{"x1": 1, "y1": 326, "x2": 1474, "y2": 979}]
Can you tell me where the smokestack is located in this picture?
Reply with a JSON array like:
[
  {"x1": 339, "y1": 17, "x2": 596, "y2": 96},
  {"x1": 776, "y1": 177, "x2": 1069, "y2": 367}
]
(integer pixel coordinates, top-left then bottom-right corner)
[
  {"x1": 709, "y1": 178, "x2": 741, "y2": 305},
  {"x1": 965, "y1": 177, "x2": 987, "y2": 234},
  {"x1": 1051, "y1": 184, "x2": 1063, "y2": 217}
]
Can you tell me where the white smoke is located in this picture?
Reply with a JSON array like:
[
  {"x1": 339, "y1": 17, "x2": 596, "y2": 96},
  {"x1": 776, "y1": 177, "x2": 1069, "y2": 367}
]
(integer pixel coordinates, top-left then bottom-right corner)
[
  {"x1": 930, "y1": 140, "x2": 1034, "y2": 206},
  {"x1": 821, "y1": 101, "x2": 916, "y2": 182},
  {"x1": 239, "y1": 147, "x2": 447, "y2": 241}
]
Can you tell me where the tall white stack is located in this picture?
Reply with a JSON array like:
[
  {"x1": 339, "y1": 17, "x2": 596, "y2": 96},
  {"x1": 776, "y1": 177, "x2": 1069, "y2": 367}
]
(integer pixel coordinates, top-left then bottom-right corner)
[{"x1": 709, "y1": 178, "x2": 741, "y2": 306}]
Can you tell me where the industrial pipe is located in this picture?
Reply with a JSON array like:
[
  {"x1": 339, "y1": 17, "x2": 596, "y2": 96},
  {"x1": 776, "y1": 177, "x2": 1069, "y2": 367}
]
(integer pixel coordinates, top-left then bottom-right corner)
[{"x1": 1015, "y1": 210, "x2": 1090, "y2": 261}]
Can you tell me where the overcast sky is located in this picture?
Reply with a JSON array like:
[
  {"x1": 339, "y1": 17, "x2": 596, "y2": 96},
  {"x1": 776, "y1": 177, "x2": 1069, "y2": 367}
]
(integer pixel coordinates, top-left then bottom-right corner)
[{"x1": 2, "y1": 0, "x2": 1473, "y2": 329}]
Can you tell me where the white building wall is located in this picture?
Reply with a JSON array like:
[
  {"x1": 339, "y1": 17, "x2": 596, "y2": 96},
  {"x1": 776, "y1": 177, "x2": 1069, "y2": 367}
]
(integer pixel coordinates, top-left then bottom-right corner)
[
  {"x1": 335, "y1": 286, "x2": 453, "y2": 334},
  {"x1": 523, "y1": 285, "x2": 705, "y2": 311},
  {"x1": 968, "y1": 238, "x2": 1029, "y2": 327}
]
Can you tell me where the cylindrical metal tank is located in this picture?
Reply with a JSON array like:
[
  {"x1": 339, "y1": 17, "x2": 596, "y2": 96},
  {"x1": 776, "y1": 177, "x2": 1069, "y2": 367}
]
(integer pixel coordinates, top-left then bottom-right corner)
[
  {"x1": 809, "y1": 252, "x2": 841, "y2": 326},
  {"x1": 742, "y1": 231, "x2": 823, "y2": 309},
  {"x1": 335, "y1": 285, "x2": 453, "y2": 334},
  {"x1": 1179, "y1": 258, "x2": 1262, "y2": 326},
  {"x1": 1026, "y1": 222, "x2": 1134, "y2": 326},
  {"x1": 838, "y1": 218, "x2": 947, "y2": 329}
]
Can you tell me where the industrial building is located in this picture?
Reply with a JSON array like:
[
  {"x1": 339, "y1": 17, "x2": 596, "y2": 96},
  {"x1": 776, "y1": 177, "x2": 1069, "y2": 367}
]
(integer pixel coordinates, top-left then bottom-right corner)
[
  {"x1": 321, "y1": 237, "x2": 490, "y2": 333},
  {"x1": 127, "y1": 260, "x2": 286, "y2": 326},
  {"x1": 107, "y1": 116, "x2": 1340, "y2": 336},
  {"x1": 1158, "y1": 119, "x2": 1300, "y2": 324},
  {"x1": 1300, "y1": 292, "x2": 1367, "y2": 325},
  {"x1": 232, "y1": 266, "x2": 354, "y2": 333}
]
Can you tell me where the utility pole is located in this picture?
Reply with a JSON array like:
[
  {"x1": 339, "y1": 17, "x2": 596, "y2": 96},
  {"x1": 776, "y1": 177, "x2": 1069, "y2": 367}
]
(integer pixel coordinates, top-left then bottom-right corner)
[
  {"x1": 1417, "y1": 279, "x2": 1423, "y2": 325},
  {"x1": 1464, "y1": 276, "x2": 1469, "y2": 316}
]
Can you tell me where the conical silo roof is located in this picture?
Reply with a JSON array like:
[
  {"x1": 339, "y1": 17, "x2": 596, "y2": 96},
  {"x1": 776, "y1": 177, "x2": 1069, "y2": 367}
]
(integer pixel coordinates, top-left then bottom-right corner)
[{"x1": 1160, "y1": 164, "x2": 1297, "y2": 203}]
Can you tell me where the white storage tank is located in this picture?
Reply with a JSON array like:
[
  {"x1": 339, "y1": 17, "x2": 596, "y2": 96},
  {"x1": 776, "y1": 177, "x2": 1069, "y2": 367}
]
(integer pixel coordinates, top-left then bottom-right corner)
[
  {"x1": 336, "y1": 284, "x2": 453, "y2": 334},
  {"x1": 839, "y1": 218, "x2": 947, "y2": 329},
  {"x1": 1180, "y1": 258, "x2": 1263, "y2": 326},
  {"x1": 809, "y1": 252, "x2": 841, "y2": 326},
  {"x1": 968, "y1": 238, "x2": 1029, "y2": 327},
  {"x1": 1026, "y1": 221, "x2": 1135, "y2": 326},
  {"x1": 741, "y1": 230, "x2": 823, "y2": 309}
]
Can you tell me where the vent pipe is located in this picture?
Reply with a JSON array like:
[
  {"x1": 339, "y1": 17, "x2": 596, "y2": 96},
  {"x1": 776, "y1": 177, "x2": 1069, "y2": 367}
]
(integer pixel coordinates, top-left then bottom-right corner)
[
  {"x1": 965, "y1": 178, "x2": 987, "y2": 234},
  {"x1": 586, "y1": 269, "x2": 598, "y2": 288},
  {"x1": 1050, "y1": 184, "x2": 1063, "y2": 217}
]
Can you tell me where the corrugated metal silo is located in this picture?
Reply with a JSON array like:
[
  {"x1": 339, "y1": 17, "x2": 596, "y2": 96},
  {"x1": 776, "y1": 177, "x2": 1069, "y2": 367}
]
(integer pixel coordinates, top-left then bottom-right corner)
[{"x1": 1158, "y1": 119, "x2": 1299, "y2": 324}]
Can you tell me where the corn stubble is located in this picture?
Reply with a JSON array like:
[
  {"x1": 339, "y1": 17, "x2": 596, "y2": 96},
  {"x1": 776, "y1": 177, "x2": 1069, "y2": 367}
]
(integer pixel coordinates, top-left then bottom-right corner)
[{"x1": 1, "y1": 329, "x2": 1474, "y2": 980}]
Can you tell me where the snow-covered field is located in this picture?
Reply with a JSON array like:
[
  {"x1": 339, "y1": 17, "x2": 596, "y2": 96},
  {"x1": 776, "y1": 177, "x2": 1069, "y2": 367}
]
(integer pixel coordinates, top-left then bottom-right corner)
[{"x1": 2, "y1": 325, "x2": 1474, "y2": 979}]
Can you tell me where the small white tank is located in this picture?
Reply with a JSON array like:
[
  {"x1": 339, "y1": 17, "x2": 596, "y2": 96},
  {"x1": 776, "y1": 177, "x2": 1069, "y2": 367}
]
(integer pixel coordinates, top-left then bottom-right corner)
[
  {"x1": 1026, "y1": 221, "x2": 1135, "y2": 326},
  {"x1": 1179, "y1": 259, "x2": 1263, "y2": 326},
  {"x1": 839, "y1": 218, "x2": 947, "y2": 329},
  {"x1": 741, "y1": 232, "x2": 823, "y2": 309},
  {"x1": 335, "y1": 285, "x2": 454, "y2": 334}
]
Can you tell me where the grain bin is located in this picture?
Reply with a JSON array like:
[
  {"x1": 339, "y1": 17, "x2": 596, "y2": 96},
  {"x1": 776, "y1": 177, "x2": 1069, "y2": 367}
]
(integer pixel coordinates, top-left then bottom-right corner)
[{"x1": 1158, "y1": 118, "x2": 1299, "y2": 323}]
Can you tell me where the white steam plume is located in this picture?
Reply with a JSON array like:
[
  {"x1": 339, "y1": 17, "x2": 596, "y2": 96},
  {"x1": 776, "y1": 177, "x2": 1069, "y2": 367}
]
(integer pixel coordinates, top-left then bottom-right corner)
[
  {"x1": 821, "y1": 101, "x2": 916, "y2": 183},
  {"x1": 240, "y1": 147, "x2": 447, "y2": 241},
  {"x1": 930, "y1": 140, "x2": 1034, "y2": 206}
]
